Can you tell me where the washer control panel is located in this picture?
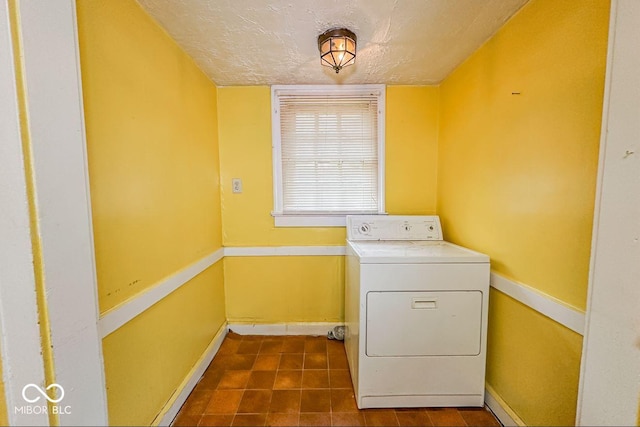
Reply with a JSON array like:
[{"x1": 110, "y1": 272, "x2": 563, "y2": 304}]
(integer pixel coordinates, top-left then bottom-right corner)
[{"x1": 347, "y1": 215, "x2": 442, "y2": 241}]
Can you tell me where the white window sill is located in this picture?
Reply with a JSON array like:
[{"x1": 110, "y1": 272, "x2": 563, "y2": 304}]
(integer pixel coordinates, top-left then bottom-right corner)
[
  {"x1": 273, "y1": 215, "x2": 346, "y2": 227},
  {"x1": 272, "y1": 213, "x2": 386, "y2": 227}
]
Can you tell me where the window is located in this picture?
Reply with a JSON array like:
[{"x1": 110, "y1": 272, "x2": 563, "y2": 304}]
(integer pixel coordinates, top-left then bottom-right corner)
[{"x1": 271, "y1": 85, "x2": 386, "y2": 227}]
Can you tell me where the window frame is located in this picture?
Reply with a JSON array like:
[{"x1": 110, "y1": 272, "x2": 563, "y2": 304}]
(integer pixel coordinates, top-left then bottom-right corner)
[{"x1": 271, "y1": 84, "x2": 386, "y2": 227}]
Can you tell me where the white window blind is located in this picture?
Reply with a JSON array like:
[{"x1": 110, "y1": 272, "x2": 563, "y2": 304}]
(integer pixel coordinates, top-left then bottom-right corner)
[{"x1": 273, "y1": 86, "x2": 384, "y2": 218}]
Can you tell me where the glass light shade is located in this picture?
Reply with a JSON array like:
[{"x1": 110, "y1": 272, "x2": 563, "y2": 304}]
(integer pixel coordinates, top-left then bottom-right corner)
[{"x1": 318, "y1": 28, "x2": 357, "y2": 73}]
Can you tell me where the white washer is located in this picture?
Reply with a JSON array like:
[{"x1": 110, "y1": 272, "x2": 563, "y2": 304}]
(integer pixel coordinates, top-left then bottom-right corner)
[{"x1": 344, "y1": 215, "x2": 490, "y2": 408}]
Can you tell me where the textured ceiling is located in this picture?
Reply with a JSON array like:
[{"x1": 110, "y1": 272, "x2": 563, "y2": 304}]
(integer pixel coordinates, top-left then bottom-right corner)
[{"x1": 137, "y1": 0, "x2": 528, "y2": 86}]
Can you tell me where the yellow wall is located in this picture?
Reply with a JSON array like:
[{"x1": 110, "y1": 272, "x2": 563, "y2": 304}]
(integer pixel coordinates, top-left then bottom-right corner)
[
  {"x1": 102, "y1": 263, "x2": 225, "y2": 426},
  {"x1": 217, "y1": 86, "x2": 345, "y2": 247},
  {"x1": 386, "y1": 86, "x2": 439, "y2": 215},
  {"x1": 78, "y1": 0, "x2": 223, "y2": 313},
  {"x1": 0, "y1": 352, "x2": 7, "y2": 426},
  {"x1": 225, "y1": 256, "x2": 344, "y2": 323},
  {"x1": 77, "y1": 1, "x2": 225, "y2": 425},
  {"x1": 218, "y1": 86, "x2": 439, "y2": 323},
  {"x1": 487, "y1": 290, "x2": 583, "y2": 425},
  {"x1": 438, "y1": 0, "x2": 609, "y2": 425}
]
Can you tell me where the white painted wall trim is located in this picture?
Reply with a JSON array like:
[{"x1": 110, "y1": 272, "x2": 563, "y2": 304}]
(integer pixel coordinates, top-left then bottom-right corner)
[
  {"x1": 0, "y1": 2, "x2": 48, "y2": 425},
  {"x1": 485, "y1": 385, "x2": 526, "y2": 427},
  {"x1": 154, "y1": 323, "x2": 228, "y2": 426},
  {"x1": 99, "y1": 246, "x2": 587, "y2": 342},
  {"x1": 228, "y1": 322, "x2": 342, "y2": 336},
  {"x1": 224, "y1": 245, "x2": 346, "y2": 257},
  {"x1": 100, "y1": 246, "x2": 341, "y2": 339},
  {"x1": 222, "y1": 247, "x2": 587, "y2": 342},
  {"x1": 99, "y1": 248, "x2": 224, "y2": 338},
  {"x1": 16, "y1": 1, "x2": 108, "y2": 424},
  {"x1": 490, "y1": 272, "x2": 585, "y2": 335},
  {"x1": 577, "y1": 1, "x2": 640, "y2": 424}
]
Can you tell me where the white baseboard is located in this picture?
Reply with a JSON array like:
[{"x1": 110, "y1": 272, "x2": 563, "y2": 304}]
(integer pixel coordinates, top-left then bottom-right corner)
[
  {"x1": 485, "y1": 385, "x2": 526, "y2": 427},
  {"x1": 154, "y1": 322, "x2": 228, "y2": 426},
  {"x1": 228, "y1": 322, "x2": 342, "y2": 336}
]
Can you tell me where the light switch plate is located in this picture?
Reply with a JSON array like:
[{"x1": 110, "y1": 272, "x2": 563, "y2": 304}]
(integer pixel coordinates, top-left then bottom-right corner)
[{"x1": 232, "y1": 178, "x2": 242, "y2": 193}]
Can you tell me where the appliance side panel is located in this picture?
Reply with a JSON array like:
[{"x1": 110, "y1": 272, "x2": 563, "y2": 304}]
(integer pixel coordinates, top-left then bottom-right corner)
[{"x1": 344, "y1": 247, "x2": 361, "y2": 397}]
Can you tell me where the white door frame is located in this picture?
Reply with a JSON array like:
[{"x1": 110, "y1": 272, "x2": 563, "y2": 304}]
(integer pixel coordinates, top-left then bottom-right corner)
[
  {"x1": 0, "y1": 1, "x2": 48, "y2": 425},
  {"x1": 577, "y1": 0, "x2": 640, "y2": 425},
  {"x1": 1, "y1": 1, "x2": 108, "y2": 425},
  {"x1": 3, "y1": 0, "x2": 638, "y2": 426}
]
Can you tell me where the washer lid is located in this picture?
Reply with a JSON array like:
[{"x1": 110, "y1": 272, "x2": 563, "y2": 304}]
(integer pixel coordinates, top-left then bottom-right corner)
[{"x1": 348, "y1": 240, "x2": 489, "y2": 264}]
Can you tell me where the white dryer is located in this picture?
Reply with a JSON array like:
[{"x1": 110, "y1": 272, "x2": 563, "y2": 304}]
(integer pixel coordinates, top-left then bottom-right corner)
[{"x1": 344, "y1": 215, "x2": 490, "y2": 408}]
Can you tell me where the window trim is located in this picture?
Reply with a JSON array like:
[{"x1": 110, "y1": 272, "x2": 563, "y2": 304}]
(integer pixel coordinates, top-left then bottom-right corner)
[{"x1": 271, "y1": 84, "x2": 386, "y2": 227}]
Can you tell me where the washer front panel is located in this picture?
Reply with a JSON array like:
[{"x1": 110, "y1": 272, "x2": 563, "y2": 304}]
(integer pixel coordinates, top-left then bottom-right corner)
[{"x1": 366, "y1": 290, "x2": 483, "y2": 357}]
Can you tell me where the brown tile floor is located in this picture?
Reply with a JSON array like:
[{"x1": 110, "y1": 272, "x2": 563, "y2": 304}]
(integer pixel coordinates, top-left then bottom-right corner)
[{"x1": 172, "y1": 333, "x2": 501, "y2": 427}]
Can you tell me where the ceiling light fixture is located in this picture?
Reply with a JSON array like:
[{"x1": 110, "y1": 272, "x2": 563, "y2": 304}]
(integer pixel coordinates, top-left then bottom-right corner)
[{"x1": 318, "y1": 28, "x2": 357, "y2": 74}]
